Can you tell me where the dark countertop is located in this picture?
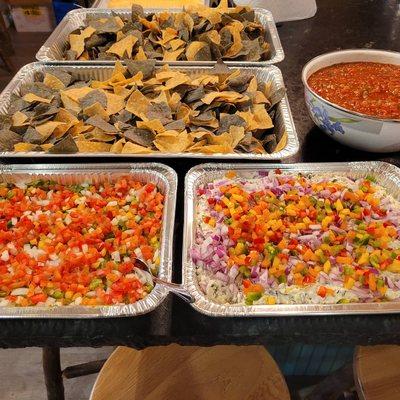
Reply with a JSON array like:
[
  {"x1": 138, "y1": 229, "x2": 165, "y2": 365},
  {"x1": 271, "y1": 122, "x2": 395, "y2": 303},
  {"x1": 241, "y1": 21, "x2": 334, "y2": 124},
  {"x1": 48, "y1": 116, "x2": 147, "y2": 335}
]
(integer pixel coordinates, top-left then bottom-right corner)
[{"x1": 2, "y1": 0, "x2": 400, "y2": 348}]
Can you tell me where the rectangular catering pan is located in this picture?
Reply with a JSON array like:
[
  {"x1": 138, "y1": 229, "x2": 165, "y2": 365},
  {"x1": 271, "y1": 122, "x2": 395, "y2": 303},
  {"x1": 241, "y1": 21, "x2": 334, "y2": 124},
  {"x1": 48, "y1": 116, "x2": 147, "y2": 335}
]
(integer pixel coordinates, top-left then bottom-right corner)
[
  {"x1": 183, "y1": 161, "x2": 400, "y2": 316},
  {"x1": 35, "y1": 8, "x2": 284, "y2": 66},
  {"x1": 0, "y1": 162, "x2": 177, "y2": 318},
  {"x1": 0, "y1": 62, "x2": 298, "y2": 160}
]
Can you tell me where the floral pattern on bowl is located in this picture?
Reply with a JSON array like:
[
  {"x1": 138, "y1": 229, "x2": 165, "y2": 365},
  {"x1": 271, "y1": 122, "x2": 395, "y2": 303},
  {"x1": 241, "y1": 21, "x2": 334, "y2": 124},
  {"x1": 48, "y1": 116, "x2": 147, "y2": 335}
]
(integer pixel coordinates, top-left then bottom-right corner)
[{"x1": 306, "y1": 96, "x2": 358, "y2": 136}]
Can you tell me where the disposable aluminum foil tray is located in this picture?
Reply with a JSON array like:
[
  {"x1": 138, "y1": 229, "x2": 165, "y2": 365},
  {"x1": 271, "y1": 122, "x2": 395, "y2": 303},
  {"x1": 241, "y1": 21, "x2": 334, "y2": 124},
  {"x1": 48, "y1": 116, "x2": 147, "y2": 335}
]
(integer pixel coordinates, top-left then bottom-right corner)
[
  {"x1": 183, "y1": 161, "x2": 400, "y2": 317},
  {"x1": 35, "y1": 8, "x2": 284, "y2": 66},
  {"x1": 0, "y1": 162, "x2": 177, "y2": 318},
  {"x1": 0, "y1": 62, "x2": 298, "y2": 159}
]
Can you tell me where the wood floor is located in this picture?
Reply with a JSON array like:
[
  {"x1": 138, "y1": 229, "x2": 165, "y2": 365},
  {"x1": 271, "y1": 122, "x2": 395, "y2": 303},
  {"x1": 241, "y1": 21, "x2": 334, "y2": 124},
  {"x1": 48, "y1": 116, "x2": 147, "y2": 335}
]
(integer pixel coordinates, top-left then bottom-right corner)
[{"x1": 0, "y1": 29, "x2": 49, "y2": 91}]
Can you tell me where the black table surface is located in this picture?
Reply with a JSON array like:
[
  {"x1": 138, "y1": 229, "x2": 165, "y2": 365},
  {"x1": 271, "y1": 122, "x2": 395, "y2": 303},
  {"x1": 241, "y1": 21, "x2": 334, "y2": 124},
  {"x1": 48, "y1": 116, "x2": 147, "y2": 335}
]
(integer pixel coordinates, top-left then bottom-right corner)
[{"x1": 2, "y1": 0, "x2": 400, "y2": 348}]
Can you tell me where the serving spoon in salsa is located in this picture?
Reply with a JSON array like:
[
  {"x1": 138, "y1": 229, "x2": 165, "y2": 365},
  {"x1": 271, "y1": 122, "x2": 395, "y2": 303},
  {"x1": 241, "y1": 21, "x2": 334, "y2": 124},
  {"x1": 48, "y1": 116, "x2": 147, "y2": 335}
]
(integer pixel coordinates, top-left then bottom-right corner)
[{"x1": 133, "y1": 258, "x2": 194, "y2": 303}]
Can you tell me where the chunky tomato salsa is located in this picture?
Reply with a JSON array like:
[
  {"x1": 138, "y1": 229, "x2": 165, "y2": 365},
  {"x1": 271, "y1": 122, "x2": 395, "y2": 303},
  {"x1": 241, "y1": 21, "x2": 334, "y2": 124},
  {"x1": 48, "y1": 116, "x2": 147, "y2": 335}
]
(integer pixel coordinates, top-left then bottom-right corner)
[
  {"x1": 0, "y1": 178, "x2": 164, "y2": 307},
  {"x1": 308, "y1": 62, "x2": 400, "y2": 119}
]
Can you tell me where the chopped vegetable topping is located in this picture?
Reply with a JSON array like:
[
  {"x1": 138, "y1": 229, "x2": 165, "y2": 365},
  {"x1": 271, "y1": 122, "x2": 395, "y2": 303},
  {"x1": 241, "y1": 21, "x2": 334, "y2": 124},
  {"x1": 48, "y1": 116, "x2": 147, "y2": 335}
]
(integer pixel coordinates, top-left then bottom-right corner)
[
  {"x1": 193, "y1": 170, "x2": 400, "y2": 305},
  {"x1": 0, "y1": 178, "x2": 164, "y2": 307}
]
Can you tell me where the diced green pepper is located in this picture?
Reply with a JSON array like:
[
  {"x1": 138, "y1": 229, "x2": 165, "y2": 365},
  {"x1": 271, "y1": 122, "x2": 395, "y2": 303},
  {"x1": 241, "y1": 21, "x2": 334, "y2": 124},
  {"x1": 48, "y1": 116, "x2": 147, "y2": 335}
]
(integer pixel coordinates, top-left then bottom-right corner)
[
  {"x1": 265, "y1": 244, "x2": 280, "y2": 259},
  {"x1": 245, "y1": 291, "x2": 262, "y2": 305},
  {"x1": 377, "y1": 278, "x2": 385, "y2": 288},
  {"x1": 365, "y1": 175, "x2": 376, "y2": 183},
  {"x1": 331, "y1": 245, "x2": 344, "y2": 255},
  {"x1": 51, "y1": 290, "x2": 64, "y2": 299},
  {"x1": 344, "y1": 265, "x2": 354, "y2": 276},
  {"x1": 239, "y1": 266, "x2": 251, "y2": 278},
  {"x1": 278, "y1": 275, "x2": 287, "y2": 284},
  {"x1": 7, "y1": 220, "x2": 13, "y2": 229},
  {"x1": 369, "y1": 254, "x2": 380, "y2": 268},
  {"x1": 89, "y1": 278, "x2": 103, "y2": 291}
]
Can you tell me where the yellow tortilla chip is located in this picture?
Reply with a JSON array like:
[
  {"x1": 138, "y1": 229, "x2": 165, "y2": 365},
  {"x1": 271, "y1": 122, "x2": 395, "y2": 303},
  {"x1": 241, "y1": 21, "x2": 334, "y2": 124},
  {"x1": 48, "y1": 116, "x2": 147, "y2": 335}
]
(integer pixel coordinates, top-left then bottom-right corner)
[
  {"x1": 167, "y1": 92, "x2": 181, "y2": 112},
  {"x1": 106, "y1": 35, "x2": 138, "y2": 58},
  {"x1": 138, "y1": 17, "x2": 160, "y2": 32},
  {"x1": 154, "y1": 130, "x2": 193, "y2": 153},
  {"x1": 113, "y1": 86, "x2": 133, "y2": 99},
  {"x1": 41, "y1": 143, "x2": 54, "y2": 151},
  {"x1": 135, "y1": 46, "x2": 148, "y2": 61},
  {"x1": 187, "y1": 139, "x2": 207, "y2": 151},
  {"x1": 108, "y1": 72, "x2": 126, "y2": 84},
  {"x1": 114, "y1": 16, "x2": 125, "y2": 29},
  {"x1": 110, "y1": 138, "x2": 125, "y2": 153},
  {"x1": 159, "y1": 72, "x2": 191, "y2": 91},
  {"x1": 274, "y1": 132, "x2": 288, "y2": 152},
  {"x1": 68, "y1": 122, "x2": 93, "y2": 136},
  {"x1": 137, "y1": 120, "x2": 165, "y2": 134},
  {"x1": 83, "y1": 102, "x2": 109, "y2": 121},
  {"x1": 14, "y1": 142, "x2": 37, "y2": 152},
  {"x1": 23, "y1": 93, "x2": 52, "y2": 104},
  {"x1": 225, "y1": 21, "x2": 244, "y2": 58},
  {"x1": 60, "y1": 92, "x2": 81, "y2": 114},
  {"x1": 36, "y1": 121, "x2": 66, "y2": 139},
  {"x1": 186, "y1": 5, "x2": 221, "y2": 25},
  {"x1": 201, "y1": 91, "x2": 243, "y2": 105},
  {"x1": 62, "y1": 87, "x2": 93, "y2": 103},
  {"x1": 12, "y1": 111, "x2": 28, "y2": 126},
  {"x1": 105, "y1": 92, "x2": 126, "y2": 115},
  {"x1": 253, "y1": 91, "x2": 270, "y2": 104},
  {"x1": 121, "y1": 142, "x2": 153, "y2": 154},
  {"x1": 76, "y1": 140, "x2": 112, "y2": 153},
  {"x1": 236, "y1": 110, "x2": 259, "y2": 131},
  {"x1": 111, "y1": 61, "x2": 127, "y2": 78},
  {"x1": 78, "y1": 51, "x2": 90, "y2": 61},
  {"x1": 191, "y1": 74, "x2": 219, "y2": 87},
  {"x1": 253, "y1": 104, "x2": 273, "y2": 129},
  {"x1": 247, "y1": 76, "x2": 258, "y2": 92},
  {"x1": 191, "y1": 144, "x2": 233, "y2": 153},
  {"x1": 126, "y1": 90, "x2": 151, "y2": 118},
  {"x1": 186, "y1": 41, "x2": 207, "y2": 62},
  {"x1": 162, "y1": 48, "x2": 185, "y2": 61},
  {"x1": 55, "y1": 108, "x2": 78, "y2": 124},
  {"x1": 169, "y1": 39, "x2": 185, "y2": 51},
  {"x1": 176, "y1": 104, "x2": 191, "y2": 123},
  {"x1": 206, "y1": 30, "x2": 221, "y2": 45},
  {"x1": 43, "y1": 73, "x2": 65, "y2": 90},
  {"x1": 69, "y1": 26, "x2": 96, "y2": 58},
  {"x1": 229, "y1": 126, "x2": 245, "y2": 148}
]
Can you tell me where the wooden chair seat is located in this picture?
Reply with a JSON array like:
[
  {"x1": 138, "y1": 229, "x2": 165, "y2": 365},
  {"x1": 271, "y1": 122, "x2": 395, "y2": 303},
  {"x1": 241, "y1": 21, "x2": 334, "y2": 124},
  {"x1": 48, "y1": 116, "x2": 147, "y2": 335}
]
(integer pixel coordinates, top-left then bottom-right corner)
[
  {"x1": 354, "y1": 345, "x2": 400, "y2": 400},
  {"x1": 90, "y1": 344, "x2": 290, "y2": 400}
]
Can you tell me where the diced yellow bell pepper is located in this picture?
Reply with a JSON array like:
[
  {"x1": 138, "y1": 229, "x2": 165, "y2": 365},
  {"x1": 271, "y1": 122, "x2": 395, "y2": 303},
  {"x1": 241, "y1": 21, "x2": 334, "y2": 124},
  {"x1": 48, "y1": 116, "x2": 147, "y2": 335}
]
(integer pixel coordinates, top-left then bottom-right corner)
[
  {"x1": 322, "y1": 216, "x2": 333, "y2": 229},
  {"x1": 272, "y1": 256, "x2": 280, "y2": 269},
  {"x1": 357, "y1": 252, "x2": 369, "y2": 266},
  {"x1": 335, "y1": 199, "x2": 344, "y2": 211},
  {"x1": 388, "y1": 260, "x2": 400, "y2": 273},
  {"x1": 344, "y1": 277, "x2": 355, "y2": 289},
  {"x1": 265, "y1": 296, "x2": 276, "y2": 305},
  {"x1": 323, "y1": 260, "x2": 331, "y2": 273},
  {"x1": 235, "y1": 242, "x2": 246, "y2": 256}
]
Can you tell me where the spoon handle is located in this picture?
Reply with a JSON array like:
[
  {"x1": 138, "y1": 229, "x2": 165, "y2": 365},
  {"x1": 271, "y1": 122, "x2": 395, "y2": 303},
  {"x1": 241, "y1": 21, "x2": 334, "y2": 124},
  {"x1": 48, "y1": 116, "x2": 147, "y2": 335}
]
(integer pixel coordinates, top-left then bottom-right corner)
[{"x1": 153, "y1": 279, "x2": 194, "y2": 303}]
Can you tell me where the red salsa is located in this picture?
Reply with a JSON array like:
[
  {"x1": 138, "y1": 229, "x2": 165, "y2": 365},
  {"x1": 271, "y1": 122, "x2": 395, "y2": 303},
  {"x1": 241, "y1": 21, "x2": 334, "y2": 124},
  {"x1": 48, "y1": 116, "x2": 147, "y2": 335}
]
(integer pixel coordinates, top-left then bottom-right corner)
[{"x1": 308, "y1": 62, "x2": 400, "y2": 119}]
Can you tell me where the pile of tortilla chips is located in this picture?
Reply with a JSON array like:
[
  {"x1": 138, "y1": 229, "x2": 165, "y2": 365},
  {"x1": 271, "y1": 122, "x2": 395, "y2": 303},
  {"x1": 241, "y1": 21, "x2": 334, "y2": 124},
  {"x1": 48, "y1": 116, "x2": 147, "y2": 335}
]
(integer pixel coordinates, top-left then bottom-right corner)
[
  {"x1": 0, "y1": 60, "x2": 286, "y2": 155},
  {"x1": 64, "y1": 1, "x2": 270, "y2": 62}
]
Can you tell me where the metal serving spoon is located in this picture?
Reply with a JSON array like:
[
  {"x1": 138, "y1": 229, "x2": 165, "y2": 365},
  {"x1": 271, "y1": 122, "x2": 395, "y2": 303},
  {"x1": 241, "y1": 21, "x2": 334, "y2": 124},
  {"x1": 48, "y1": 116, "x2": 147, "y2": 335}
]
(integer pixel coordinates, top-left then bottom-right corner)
[{"x1": 133, "y1": 258, "x2": 194, "y2": 303}]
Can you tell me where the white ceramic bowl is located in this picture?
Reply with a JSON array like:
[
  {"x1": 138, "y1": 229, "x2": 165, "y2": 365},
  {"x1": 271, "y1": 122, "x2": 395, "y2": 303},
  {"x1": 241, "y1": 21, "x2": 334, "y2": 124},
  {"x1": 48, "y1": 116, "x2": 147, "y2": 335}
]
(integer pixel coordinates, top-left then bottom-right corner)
[{"x1": 302, "y1": 49, "x2": 400, "y2": 153}]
